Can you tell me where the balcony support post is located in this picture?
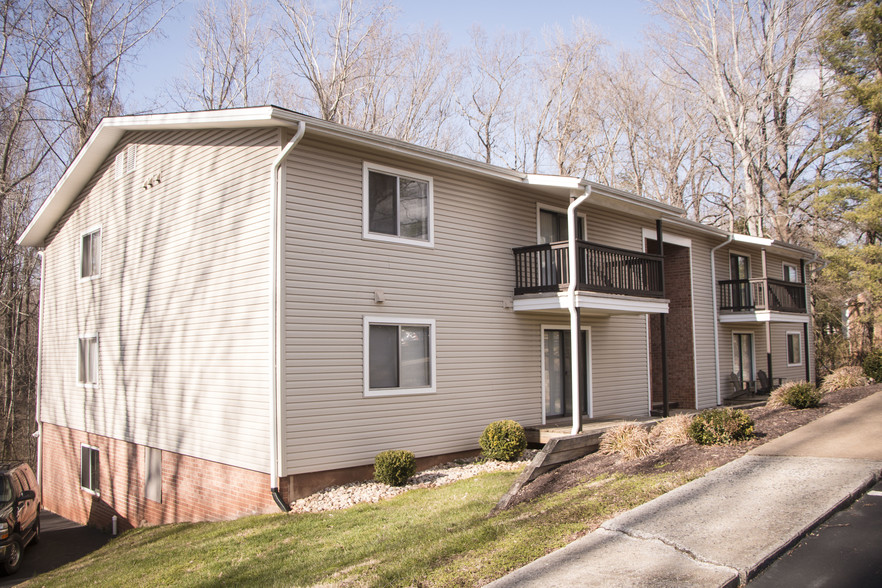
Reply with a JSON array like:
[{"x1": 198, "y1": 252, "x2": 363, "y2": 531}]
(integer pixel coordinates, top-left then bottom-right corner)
[{"x1": 656, "y1": 219, "x2": 669, "y2": 418}]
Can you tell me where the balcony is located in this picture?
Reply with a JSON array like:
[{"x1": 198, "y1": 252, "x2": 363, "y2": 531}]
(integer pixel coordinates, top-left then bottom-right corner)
[
  {"x1": 718, "y1": 278, "x2": 808, "y2": 321},
  {"x1": 512, "y1": 240, "x2": 667, "y2": 314}
]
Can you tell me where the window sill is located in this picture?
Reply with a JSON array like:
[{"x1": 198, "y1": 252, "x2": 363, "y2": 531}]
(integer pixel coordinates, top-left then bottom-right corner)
[
  {"x1": 364, "y1": 387, "x2": 436, "y2": 398},
  {"x1": 363, "y1": 232, "x2": 434, "y2": 248}
]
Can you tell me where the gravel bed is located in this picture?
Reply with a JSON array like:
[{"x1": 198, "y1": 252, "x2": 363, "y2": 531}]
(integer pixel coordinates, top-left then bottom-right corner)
[{"x1": 290, "y1": 451, "x2": 538, "y2": 514}]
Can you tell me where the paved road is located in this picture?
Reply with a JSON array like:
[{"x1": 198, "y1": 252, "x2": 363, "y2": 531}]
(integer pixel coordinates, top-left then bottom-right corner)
[
  {"x1": 0, "y1": 511, "x2": 110, "y2": 587},
  {"x1": 748, "y1": 479, "x2": 882, "y2": 588}
]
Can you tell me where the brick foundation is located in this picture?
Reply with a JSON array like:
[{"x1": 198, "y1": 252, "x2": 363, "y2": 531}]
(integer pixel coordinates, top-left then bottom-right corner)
[
  {"x1": 40, "y1": 423, "x2": 277, "y2": 531},
  {"x1": 647, "y1": 241, "x2": 696, "y2": 409}
]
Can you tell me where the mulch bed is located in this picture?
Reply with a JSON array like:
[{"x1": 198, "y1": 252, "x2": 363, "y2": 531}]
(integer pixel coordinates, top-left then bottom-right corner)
[{"x1": 507, "y1": 384, "x2": 882, "y2": 509}]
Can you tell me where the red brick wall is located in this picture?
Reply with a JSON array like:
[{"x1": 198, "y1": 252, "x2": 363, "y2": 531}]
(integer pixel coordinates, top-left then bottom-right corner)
[
  {"x1": 648, "y1": 241, "x2": 696, "y2": 409},
  {"x1": 41, "y1": 423, "x2": 277, "y2": 530}
]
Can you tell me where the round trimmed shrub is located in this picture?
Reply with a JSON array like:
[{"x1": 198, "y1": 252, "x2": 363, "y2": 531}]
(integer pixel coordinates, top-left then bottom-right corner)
[
  {"x1": 480, "y1": 420, "x2": 527, "y2": 462},
  {"x1": 771, "y1": 381, "x2": 822, "y2": 409},
  {"x1": 687, "y1": 408, "x2": 755, "y2": 445},
  {"x1": 863, "y1": 349, "x2": 882, "y2": 382},
  {"x1": 374, "y1": 450, "x2": 416, "y2": 486}
]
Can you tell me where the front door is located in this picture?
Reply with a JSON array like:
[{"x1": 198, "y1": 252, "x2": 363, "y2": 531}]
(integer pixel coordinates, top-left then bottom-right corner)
[{"x1": 544, "y1": 329, "x2": 589, "y2": 419}]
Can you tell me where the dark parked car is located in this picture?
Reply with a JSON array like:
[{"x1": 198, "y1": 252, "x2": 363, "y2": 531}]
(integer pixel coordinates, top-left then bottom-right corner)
[{"x1": 0, "y1": 462, "x2": 40, "y2": 575}]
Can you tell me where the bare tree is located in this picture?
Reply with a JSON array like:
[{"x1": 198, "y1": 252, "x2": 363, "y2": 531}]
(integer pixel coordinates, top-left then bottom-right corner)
[
  {"x1": 274, "y1": 0, "x2": 395, "y2": 124},
  {"x1": 44, "y1": 0, "x2": 175, "y2": 154},
  {"x1": 650, "y1": 0, "x2": 830, "y2": 238},
  {"x1": 457, "y1": 26, "x2": 529, "y2": 165},
  {"x1": 171, "y1": 0, "x2": 275, "y2": 110}
]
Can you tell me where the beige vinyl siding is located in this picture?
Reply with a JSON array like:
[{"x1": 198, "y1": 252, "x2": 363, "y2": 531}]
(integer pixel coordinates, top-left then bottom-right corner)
[
  {"x1": 39, "y1": 127, "x2": 278, "y2": 473},
  {"x1": 281, "y1": 136, "x2": 655, "y2": 474},
  {"x1": 688, "y1": 233, "x2": 724, "y2": 408}
]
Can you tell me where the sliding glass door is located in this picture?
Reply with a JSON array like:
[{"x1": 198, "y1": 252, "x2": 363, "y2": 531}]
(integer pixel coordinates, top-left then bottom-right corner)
[{"x1": 544, "y1": 329, "x2": 589, "y2": 419}]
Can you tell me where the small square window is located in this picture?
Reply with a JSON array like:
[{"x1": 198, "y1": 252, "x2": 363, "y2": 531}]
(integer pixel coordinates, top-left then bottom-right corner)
[
  {"x1": 78, "y1": 335, "x2": 98, "y2": 385},
  {"x1": 364, "y1": 317, "x2": 435, "y2": 396},
  {"x1": 80, "y1": 445, "x2": 99, "y2": 495},
  {"x1": 787, "y1": 332, "x2": 802, "y2": 366},
  {"x1": 364, "y1": 164, "x2": 432, "y2": 246},
  {"x1": 80, "y1": 228, "x2": 101, "y2": 278}
]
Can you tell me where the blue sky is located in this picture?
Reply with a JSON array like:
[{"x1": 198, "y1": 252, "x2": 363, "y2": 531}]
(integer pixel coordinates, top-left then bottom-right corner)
[{"x1": 128, "y1": 0, "x2": 653, "y2": 108}]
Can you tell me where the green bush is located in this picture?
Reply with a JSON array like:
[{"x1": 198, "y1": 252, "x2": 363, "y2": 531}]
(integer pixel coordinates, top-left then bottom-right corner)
[
  {"x1": 863, "y1": 349, "x2": 882, "y2": 382},
  {"x1": 771, "y1": 381, "x2": 822, "y2": 409},
  {"x1": 479, "y1": 420, "x2": 527, "y2": 462},
  {"x1": 373, "y1": 450, "x2": 416, "y2": 487},
  {"x1": 687, "y1": 408, "x2": 755, "y2": 445}
]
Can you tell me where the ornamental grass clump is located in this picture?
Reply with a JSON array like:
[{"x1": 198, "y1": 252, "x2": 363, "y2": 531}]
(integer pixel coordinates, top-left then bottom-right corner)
[
  {"x1": 599, "y1": 423, "x2": 653, "y2": 460},
  {"x1": 479, "y1": 420, "x2": 527, "y2": 462},
  {"x1": 687, "y1": 408, "x2": 755, "y2": 445},
  {"x1": 650, "y1": 414, "x2": 694, "y2": 448},
  {"x1": 820, "y1": 366, "x2": 869, "y2": 394},
  {"x1": 374, "y1": 450, "x2": 416, "y2": 487},
  {"x1": 863, "y1": 349, "x2": 882, "y2": 382},
  {"x1": 770, "y1": 381, "x2": 822, "y2": 409}
]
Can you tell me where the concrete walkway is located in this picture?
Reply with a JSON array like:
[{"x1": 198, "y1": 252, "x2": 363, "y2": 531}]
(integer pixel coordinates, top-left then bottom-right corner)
[{"x1": 488, "y1": 392, "x2": 882, "y2": 588}]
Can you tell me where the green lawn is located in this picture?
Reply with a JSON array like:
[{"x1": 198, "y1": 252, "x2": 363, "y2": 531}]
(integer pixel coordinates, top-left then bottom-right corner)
[{"x1": 27, "y1": 468, "x2": 704, "y2": 587}]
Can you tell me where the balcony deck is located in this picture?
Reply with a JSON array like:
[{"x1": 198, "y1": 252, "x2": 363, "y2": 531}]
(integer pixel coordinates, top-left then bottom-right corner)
[
  {"x1": 513, "y1": 240, "x2": 665, "y2": 298},
  {"x1": 718, "y1": 278, "x2": 808, "y2": 322}
]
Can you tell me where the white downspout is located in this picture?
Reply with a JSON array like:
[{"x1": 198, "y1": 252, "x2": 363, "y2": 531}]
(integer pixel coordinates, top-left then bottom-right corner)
[
  {"x1": 711, "y1": 234, "x2": 734, "y2": 406},
  {"x1": 269, "y1": 121, "x2": 306, "y2": 511},
  {"x1": 568, "y1": 187, "x2": 592, "y2": 434},
  {"x1": 34, "y1": 251, "x2": 45, "y2": 489}
]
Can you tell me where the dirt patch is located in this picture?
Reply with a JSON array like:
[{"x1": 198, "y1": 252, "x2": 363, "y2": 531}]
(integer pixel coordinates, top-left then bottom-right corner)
[{"x1": 507, "y1": 385, "x2": 881, "y2": 509}]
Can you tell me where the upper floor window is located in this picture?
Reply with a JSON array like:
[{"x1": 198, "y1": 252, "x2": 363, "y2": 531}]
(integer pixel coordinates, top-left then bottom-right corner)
[
  {"x1": 783, "y1": 263, "x2": 800, "y2": 283},
  {"x1": 363, "y1": 164, "x2": 433, "y2": 246},
  {"x1": 80, "y1": 228, "x2": 101, "y2": 279},
  {"x1": 538, "y1": 208, "x2": 584, "y2": 244}
]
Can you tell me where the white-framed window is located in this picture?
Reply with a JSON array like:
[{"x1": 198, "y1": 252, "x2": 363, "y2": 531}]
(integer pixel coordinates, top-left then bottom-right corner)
[
  {"x1": 537, "y1": 205, "x2": 585, "y2": 244},
  {"x1": 786, "y1": 331, "x2": 802, "y2": 366},
  {"x1": 144, "y1": 447, "x2": 162, "y2": 503},
  {"x1": 364, "y1": 317, "x2": 435, "y2": 397},
  {"x1": 783, "y1": 262, "x2": 800, "y2": 283},
  {"x1": 77, "y1": 334, "x2": 99, "y2": 386},
  {"x1": 80, "y1": 227, "x2": 101, "y2": 279},
  {"x1": 114, "y1": 144, "x2": 137, "y2": 179},
  {"x1": 363, "y1": 163, "x2": 433, "y2": 247},
  {"x1": 80, "y1": 444, "x2": 99, "y2": 495}
]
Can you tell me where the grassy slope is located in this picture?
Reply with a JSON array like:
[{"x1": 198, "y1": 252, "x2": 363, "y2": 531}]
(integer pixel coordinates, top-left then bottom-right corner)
[{"x1": 25, "y1": 469, "x2": 704, "y2": 587}]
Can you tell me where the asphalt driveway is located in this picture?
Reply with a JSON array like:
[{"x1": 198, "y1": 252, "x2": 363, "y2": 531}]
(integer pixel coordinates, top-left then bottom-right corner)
[{"x1": 0, "y1": 511, "x2": 110, "y2": 587}]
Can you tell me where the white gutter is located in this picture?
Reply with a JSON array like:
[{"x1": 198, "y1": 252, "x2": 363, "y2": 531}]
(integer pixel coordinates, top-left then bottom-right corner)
[
  {"x1": 710, "y1": 234, "x2": 735, "y2": 406},
  {"x1": 269, "y1": 121, "x2": 306, "y2": 510},
  {"x1": 568, "y1": 187, "x2": 593, "y2": 434},
  {"x1": 34, "y1": 251, "x2": 45, "y2": 491}
]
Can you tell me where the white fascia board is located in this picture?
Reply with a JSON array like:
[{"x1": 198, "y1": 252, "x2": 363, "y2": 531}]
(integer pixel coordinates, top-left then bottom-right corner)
[
  {"x1": 719, "y1": 311, "x2": 810, "y2": 324},
  {"x1": 730, "y1": 233, "x2": 816, "y2": 258},
  {"x1": 525, "y1": 174, "x2": 587, "y2": 190},
  {"x1": 513, "y1": 292, "x2": 669, "y2": 315}
]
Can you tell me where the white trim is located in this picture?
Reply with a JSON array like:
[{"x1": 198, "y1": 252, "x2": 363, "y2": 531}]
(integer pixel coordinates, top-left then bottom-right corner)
[
  {"x1": 76, "y1": 333, "x2": 99, "y2": 388},
  {"x1": 363, "y1": 316, "x2": 436, "y2": 397},
  {"x1": 78, "y1": 225, "x2": 102, "y2": 281},
  {"x1": 641, "y1": 227, "x2": 692, "y2": 248},
  {"x1": 513, "y1": 292, "x2": 669, "y2": 314},
  {"x1": 526, "y1": 174, "x2": 585, "y2": 190},
  {"x1": 540, "y1": 324, "x2": 592, "y2": 425},
  {"x1": 786, "y1": 331, "x2": 803, "y2": 366},
  {"x1": 535, "y1": 203, "x2": 586, "y2": 243},
  {"x1": 79, "y1": 443, "x2": 100, "y2": 496},
  {"x1": 362, "y1": 162, "x2": 434, "y2": 248},
  {"x1": 719, "y1": 311, "x2": 810, "y2": 324}
]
